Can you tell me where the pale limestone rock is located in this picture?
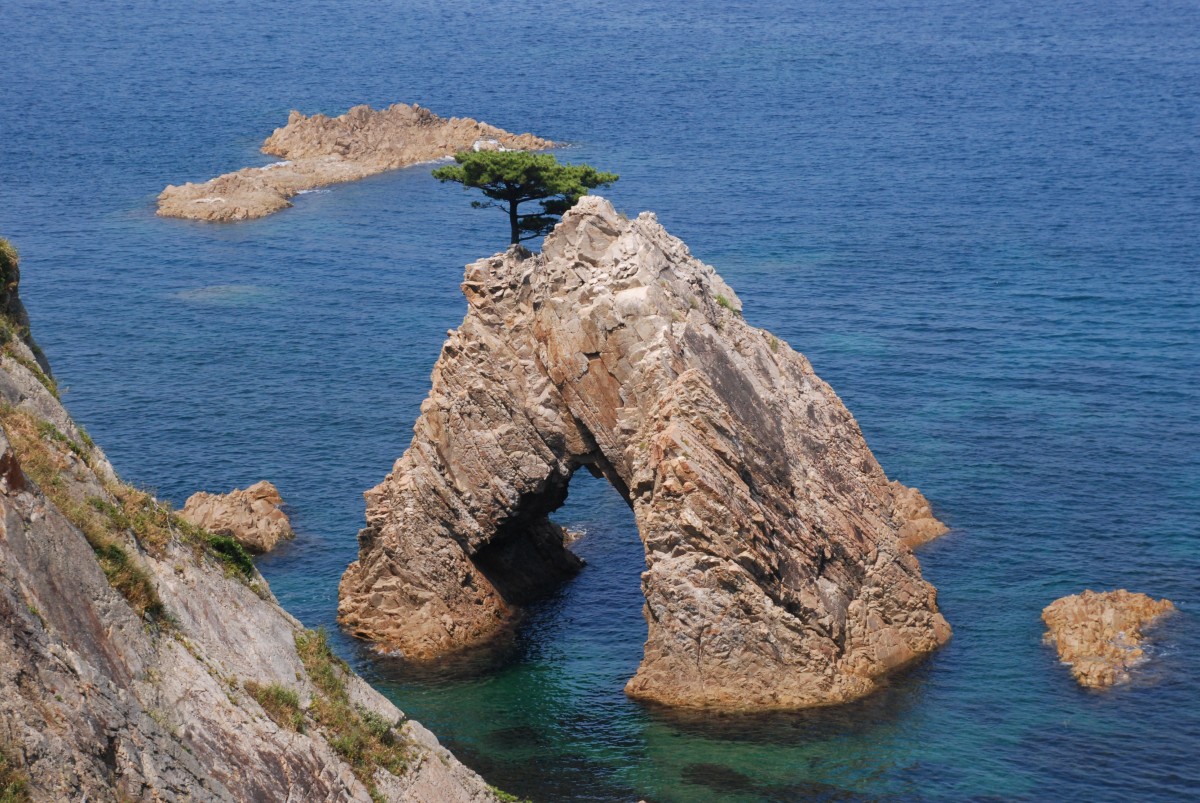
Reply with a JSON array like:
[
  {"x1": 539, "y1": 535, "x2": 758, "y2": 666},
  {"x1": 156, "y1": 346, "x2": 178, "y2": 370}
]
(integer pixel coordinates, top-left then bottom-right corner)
[
  {"x1": 157, "y1": 103, "x2": 554, "y2": 222},
  {"x1": 0, "y1": 260, "x2": 498, "y2": 801},
  {"x1": 181, "y1": 480, "x2": 294, "y2": 554},
  {"x1": 1042, "y1": 589, "x2": 1175, "y2": 688},
  {"x1": 338, "y1": 196, "x2": 951, "y2": 710}
]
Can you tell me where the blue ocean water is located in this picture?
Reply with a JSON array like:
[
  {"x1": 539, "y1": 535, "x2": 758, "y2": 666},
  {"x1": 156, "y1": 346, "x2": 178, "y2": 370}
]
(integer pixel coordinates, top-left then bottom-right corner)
[{"x1": 2, "y1": 0, "x2": 1198, "y2": 800}]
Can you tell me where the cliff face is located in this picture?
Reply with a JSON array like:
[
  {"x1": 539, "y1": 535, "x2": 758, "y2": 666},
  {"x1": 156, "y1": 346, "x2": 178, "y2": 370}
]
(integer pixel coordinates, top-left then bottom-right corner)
[
  {"x1": 0, "y1": 242, "x2": 496, "y2": 801},
  {"x1": 156, "y1": 103, "x2": 555, "y2": 222},
  {"x1": 339, "y1": 197, "x2": 951, "y2": 710}
]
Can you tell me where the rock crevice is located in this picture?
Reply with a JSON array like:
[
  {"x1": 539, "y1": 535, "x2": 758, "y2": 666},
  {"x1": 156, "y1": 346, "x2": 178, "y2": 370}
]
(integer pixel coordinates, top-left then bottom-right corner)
[{"x1": 339, "y1": 196, "x2": 951, "y2": 710}]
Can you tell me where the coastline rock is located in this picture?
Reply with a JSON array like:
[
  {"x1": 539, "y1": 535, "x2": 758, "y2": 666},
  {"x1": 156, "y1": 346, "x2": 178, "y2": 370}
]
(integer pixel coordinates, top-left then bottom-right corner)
[
  {"x1": 0, "y1": 241, "x2": 498, "y2": 801},
  {"x1": 1042, "y1": 589, "x2": 1175, "y2": 688},
  {"x1": 338, "y1": 196, "x2": 951, "y2": 710},
  {"x1": 889, "y1": 480, "x2": 950, "y2": 549},
  {"x1": 157, "y1": 103, "x2": 555, "y2": 222},
  {"x1": 181, "y1": 480, "x2": 295, "y2": 554}
]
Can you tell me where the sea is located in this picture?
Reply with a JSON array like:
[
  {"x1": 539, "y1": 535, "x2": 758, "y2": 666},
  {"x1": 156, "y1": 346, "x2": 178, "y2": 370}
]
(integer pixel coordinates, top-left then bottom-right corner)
[{"x1": 1, "y1": 1, "x2": 1197, "y2": 800}]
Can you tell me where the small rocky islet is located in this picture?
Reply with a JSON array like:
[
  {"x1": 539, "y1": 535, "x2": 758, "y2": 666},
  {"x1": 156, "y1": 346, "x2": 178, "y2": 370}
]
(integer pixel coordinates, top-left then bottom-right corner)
[
  {"x1": 1043, "y1": 589, "x2": 1176, "y2": 688},
  {"x1": 156, "y1": 103, "x2": 555, "y2": 222}
]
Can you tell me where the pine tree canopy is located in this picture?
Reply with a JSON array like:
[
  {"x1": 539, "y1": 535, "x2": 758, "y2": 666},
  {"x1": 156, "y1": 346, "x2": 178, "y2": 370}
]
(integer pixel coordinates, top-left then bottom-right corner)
[{"x1": 432, "y1": 151, "x2": 618, "y2": 245}]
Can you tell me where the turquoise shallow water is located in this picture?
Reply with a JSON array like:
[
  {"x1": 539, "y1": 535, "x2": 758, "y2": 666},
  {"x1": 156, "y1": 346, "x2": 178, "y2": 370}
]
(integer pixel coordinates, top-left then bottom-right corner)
[{"x1": 2, "y1": 1, "x2": 1198, "y2": 800}]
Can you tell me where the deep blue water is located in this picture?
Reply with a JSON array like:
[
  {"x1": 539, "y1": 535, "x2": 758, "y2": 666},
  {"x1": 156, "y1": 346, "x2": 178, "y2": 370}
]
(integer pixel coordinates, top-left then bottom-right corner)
[{"x1": 2, "y1": 1, "x2": 1198, "y2": 800}]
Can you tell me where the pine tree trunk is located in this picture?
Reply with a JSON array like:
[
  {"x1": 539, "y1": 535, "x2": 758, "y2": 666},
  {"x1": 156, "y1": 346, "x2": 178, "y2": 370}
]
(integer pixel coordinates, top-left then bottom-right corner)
[{"x1": 508, "y1": 202, "x2": 520, "y2": 245}]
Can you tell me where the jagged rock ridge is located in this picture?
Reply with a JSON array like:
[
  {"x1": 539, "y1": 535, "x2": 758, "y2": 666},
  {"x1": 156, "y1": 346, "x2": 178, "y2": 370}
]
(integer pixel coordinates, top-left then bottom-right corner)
[
  {"x1": 0, "y1": 240, "x2": 498, "y2": 801},
  {"x1": 338, "y1": 197, "x2": 951, "y2": 710},
  {"x1": 156, "y1": 103, "x2": 554, "y2": 222}
]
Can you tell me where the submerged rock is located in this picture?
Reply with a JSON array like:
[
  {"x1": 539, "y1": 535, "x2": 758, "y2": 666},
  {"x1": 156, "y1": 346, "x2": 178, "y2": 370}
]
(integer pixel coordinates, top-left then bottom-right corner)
[
  {"x1": 1042, "y1": 589, "x2": 1175, "y2": 688},
  {"x1": 181, "y1": 480, "x2": 294, "y2": 554},
  {"x1": 338, "y1": 196, "x2": 951, "y2": 710},
  {"x1": 157, "y1": 103, "x2": 554, "y2": 222},
  {"x1": 0, "y1": 243, "x2": 498, "y2": 801}
]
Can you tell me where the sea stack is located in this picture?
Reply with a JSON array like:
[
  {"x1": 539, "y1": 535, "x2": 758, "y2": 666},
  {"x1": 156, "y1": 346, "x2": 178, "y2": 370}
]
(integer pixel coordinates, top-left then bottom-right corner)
[
  {"x1": 338, "y1": 196, "x2": 951, "y2": 710},
  {"x1": 157, "y1": 103, "x2": 555, "y2": 222},
  {"x1": 1043, "y1": 589, "x2": 1175, "y2": 688}
]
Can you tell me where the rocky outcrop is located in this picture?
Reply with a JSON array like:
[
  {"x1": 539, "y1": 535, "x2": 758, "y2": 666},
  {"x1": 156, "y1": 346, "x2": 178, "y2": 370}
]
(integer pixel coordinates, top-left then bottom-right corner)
[
  {"x1": 1042, "y1": 589, "x2": 1175, "y2": 688},
  {"x1": 889, "y1": 480, "x2": 949, "y2": 549},
  {"x1": 0, "y1": 242, "x2": 497, "y2": 801},
  {"x1": 338, "y1": 196, "x2": 951, "y2": 710},
  {"x1": 181, "y1": 480, "x2": 294, "y2": 554},
  {"x1": 157, "y1": 103, "x2": 554, "y2": 222}
]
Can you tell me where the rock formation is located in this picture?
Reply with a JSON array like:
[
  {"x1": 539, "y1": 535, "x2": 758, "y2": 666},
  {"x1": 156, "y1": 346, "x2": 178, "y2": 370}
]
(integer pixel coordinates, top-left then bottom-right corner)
[
  {"x1": 1042, "y1": 589, "x2": 1175, "y2": 688},
  {"x1": 338, "y1": 196, "x2": 951, "y2": 710},
  {"x1": 0, "y1": 240, "x2": 498, "y2": 801},
  {"x1": 181, "y1": 480, "x2": 295, "y2": 554},
  {"x1": 157, "y1": 103, "x2": 554, "y2": 222}
]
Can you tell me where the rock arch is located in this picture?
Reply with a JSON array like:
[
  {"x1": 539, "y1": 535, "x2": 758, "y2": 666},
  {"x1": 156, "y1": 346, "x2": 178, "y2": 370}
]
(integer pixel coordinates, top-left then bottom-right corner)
[{"x1": 338, "y1": 197, "x2": 950, "y2": 709}]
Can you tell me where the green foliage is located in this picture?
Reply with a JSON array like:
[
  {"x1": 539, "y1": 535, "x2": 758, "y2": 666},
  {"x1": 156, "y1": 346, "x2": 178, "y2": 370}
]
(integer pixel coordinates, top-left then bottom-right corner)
[
  {"x1": 488, "y1": 786, "x2": 532, "y2": 803},
  {"x1": 204, "y1": 534, "x2": 255, "y2": 579},
  {"x1": 0, "y1": 238, "x2": 18, "y2": 293},
  {"x1": 0, "y1": 739, "x2": 29, "y2": 803},
  {"x1": 295, "y1": 629, "x2": 410, "y2": 796},
  {"x1": 244, "y1": 681, "x2": 305, "y2": 732},
  {"x1": 715, "y1": 294, "x2": 741, "y2": 316},
  {"x1": 433, "y1": 151, "x2": 618, "y2": 244}
]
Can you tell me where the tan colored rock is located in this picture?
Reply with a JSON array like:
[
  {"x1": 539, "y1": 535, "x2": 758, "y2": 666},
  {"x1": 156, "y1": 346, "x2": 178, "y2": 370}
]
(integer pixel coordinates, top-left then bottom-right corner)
[
  {"x1": 1042, "y1": 589, "x2": 1175, "y2": 688},
  {"x1": 157, "y1": 103, "x2": 555, "y2": 222},
  {"x1": 180, "y1": 480, "x2": 295, "y2": 553},
  {"x1": 338, "y1": 196, "x2": 951, "y2": 710},
  {"x1": 890, "y1": 480, "x2": 950, "y2": 549}
]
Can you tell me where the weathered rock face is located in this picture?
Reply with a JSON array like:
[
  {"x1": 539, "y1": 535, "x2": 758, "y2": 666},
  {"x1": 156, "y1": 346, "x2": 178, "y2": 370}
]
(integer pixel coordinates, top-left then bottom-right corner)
[
  {"x1": 157, "y1": 103, "x2": 554, "y2": 222},
  {"x1": 1042, "y1": 589, "x2": 1175, "y2": 688},
  {"x1": 339, "y1": 196, "x2": 951, "y2": 710},
  {"x1": 181, "y1": 480, "x2": 295, "y2": 554},
  {"x1": 0, "y1": 246, "x2": 498, "y2": 801}
]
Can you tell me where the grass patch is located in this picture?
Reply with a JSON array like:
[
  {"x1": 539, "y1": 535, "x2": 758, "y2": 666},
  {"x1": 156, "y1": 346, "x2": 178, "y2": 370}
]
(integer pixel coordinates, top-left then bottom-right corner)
[
  {"x1": 489, "y1": 786, "x2": 532, "y2": 803},
  {"x1": 715, "y1": 294, "x2": 741, "y2": 316},
  {"x1": 245, "y1": 681, "x2": 305, "y2": 732},
  {"x1": 295, "y1": 629, "x2": 410, "y2": 799},
  {"x1": 0, "y1": 740, "x2": 29, "y2": 803}
]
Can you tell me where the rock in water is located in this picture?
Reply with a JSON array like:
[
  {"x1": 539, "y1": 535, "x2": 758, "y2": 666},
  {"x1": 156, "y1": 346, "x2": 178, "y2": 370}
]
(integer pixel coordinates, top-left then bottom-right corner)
[
  {"x1": 157, "y1": 103, "x2": 555, "y2": 222},
  {"x1": 181, "y1": 480, "x2": 295, "y2": 553},
  {"x1": 1042, "y1": 589, "x2": 1175, "y2": 688},
  {"x1": 338, "y1": 196, "x2": 951, "y2": 710}
]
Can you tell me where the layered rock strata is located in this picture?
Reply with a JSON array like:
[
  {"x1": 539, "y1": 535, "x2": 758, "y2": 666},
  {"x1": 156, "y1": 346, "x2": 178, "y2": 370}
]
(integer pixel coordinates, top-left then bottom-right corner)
[
  {"x1": 1042, "y1": 589, "x2": 1175, "y2": 688},
  {"x1": 181, "y1": 480, "x2": 295, "y2": 553},
  {"x1": 339, "y1": 196, "x2": 951, "y2": 710},
  {"x1": 157, "y1": 103, "x2": 555, "y2": 222},
  {"x1": 0, "y1": 241, "x2": 497, "y2": 801}
]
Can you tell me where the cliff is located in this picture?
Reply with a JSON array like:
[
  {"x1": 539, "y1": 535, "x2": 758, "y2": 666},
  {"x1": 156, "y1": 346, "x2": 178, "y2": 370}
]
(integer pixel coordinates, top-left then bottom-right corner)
[
  {"x1": 0, "y1": 239, "x2": 497, "y2": 801},
  {"x1": 338, "y1": 197, "x2": 951, "y2": 710},
  {"x1": 157, "y1": 103, "x2": 555, "y2": 222}
]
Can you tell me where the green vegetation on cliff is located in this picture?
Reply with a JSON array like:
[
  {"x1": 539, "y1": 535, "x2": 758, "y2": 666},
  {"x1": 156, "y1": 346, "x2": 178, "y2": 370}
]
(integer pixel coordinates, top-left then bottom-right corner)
[
  {"x1": 0, "y1": 740, "x2": 29, "y2": 803},
  {"x1": 295, "y1": 629, "x2": 410, "y2": 801}
]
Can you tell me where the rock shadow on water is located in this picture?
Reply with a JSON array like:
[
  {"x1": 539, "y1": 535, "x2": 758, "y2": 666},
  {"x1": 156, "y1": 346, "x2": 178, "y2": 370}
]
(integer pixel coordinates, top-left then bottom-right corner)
[{"x1": 640, "y1": 658, "x2": 932, "y2": 747}]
